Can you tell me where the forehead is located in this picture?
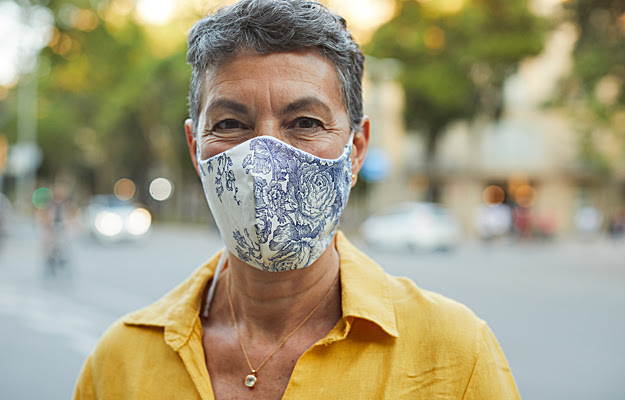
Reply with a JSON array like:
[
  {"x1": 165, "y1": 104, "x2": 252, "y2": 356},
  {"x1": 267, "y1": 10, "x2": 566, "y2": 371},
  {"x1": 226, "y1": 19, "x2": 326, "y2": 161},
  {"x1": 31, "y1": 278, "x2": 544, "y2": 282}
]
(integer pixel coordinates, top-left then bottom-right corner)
[{"x1": 199, "y1": 49, "x2": 344, "y2": 110}]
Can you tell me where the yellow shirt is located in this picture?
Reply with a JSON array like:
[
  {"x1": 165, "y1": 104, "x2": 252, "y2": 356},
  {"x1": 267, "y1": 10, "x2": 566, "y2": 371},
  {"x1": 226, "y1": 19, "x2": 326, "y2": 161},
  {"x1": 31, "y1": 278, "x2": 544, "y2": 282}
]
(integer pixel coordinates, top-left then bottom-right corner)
[{"x1": 73, "y1": 232, "x2": 519, "y2": 399}]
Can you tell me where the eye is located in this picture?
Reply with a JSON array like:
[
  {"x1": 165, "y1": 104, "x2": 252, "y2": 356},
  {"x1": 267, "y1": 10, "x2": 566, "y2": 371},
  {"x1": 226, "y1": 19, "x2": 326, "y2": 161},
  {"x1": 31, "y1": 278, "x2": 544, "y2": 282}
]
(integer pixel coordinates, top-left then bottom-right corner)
[
  {"x1": 213, "y1": 119, "x2": 245, "y2": 131},
  {"x1": 289, "y1": 117, "x2": 323, "y2": 131}
]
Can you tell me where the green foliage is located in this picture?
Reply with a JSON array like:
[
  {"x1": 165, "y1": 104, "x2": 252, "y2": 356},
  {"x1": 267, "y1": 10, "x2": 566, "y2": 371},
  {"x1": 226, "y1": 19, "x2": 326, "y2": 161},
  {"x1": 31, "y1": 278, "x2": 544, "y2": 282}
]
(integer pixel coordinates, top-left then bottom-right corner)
[
  {"x1": 561, "y1": 0, "x2": 625, "y2": 170},
  {"x1": 365, "y1": 0, "x2": 548, "y2": 138},
  {"x1": 6, "y1": 0, "x2": 196, "y2": 199},
  {"x1": 566, "y1": 0, "x2": 625, "y2": 92}
]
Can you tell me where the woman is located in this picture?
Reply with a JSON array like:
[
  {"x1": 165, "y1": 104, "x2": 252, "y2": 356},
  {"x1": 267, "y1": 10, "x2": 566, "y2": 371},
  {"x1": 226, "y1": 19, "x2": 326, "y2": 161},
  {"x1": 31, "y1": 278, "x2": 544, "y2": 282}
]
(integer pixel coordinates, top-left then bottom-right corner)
[{"x1": 74, "y1": 1, "x2": 519, "y2": 399}]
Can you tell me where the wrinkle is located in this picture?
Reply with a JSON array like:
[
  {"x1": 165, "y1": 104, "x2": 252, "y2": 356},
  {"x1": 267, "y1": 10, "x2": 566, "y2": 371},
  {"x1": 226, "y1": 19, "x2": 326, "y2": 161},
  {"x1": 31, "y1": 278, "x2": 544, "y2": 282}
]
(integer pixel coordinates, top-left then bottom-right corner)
[{"x1": 395, "y1": 364, "x2": 467, "y2": 399}]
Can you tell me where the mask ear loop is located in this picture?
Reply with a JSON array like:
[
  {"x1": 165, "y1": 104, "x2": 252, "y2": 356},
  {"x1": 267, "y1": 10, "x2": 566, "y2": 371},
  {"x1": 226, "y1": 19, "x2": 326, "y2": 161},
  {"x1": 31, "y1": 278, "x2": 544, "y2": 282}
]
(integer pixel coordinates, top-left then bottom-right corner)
[
  {"x1": 196, "y1": 144, "x2": 203, "y2": 163},
  {"x1": 203, "y1": 250, "x2": 227, "y2": 318},
  {"x1": 348, "y1": 130, "x2": 355, "y2": 151},
  {"x1": 348, "y1": 130, "x2": 356, "y2": 179}
]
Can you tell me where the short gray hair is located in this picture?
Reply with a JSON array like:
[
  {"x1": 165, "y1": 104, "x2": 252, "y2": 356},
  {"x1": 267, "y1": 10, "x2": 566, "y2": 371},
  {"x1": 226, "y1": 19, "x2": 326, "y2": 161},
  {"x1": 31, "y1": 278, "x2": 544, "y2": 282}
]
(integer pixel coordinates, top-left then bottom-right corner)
[{"x1": 186, "y1": 0, "x2": 365, "y2": 133}]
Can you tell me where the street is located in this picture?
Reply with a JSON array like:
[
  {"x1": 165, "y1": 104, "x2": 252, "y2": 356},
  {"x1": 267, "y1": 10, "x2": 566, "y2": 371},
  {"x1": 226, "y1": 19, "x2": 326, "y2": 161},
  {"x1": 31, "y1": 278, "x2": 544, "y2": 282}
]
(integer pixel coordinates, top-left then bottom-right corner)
[{"x1": 1, "y1": 221, "x2": 624, "y2": 400}]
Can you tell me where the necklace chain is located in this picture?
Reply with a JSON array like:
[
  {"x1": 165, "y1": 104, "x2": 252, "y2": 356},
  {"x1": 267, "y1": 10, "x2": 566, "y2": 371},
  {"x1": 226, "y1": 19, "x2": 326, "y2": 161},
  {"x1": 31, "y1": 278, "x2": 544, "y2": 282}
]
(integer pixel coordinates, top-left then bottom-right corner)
[{"x1": 226, "y1": 271, "x2": 339, "y2": 387}]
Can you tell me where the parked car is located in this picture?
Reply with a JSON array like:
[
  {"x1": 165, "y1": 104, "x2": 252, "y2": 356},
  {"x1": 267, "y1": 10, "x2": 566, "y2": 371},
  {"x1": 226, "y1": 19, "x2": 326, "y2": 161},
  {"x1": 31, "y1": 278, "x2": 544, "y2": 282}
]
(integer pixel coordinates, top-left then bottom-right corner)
[
  {"x1": 360, "y1": 202, "x2": 462, "y2": 251},
  {"x1": 83, "y1": 195, "x2": 152, "y2": 244}
]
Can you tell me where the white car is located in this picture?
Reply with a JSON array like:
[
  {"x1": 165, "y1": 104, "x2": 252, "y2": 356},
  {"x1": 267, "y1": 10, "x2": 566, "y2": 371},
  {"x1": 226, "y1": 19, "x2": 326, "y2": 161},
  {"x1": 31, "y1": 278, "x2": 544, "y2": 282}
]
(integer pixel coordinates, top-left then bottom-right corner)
[
  {"x1": 360, "y1": 202, "x2": 462, "y2": 251},
  {"x1": 84, "y1": 195, "x2": 152, "y2": 244}
]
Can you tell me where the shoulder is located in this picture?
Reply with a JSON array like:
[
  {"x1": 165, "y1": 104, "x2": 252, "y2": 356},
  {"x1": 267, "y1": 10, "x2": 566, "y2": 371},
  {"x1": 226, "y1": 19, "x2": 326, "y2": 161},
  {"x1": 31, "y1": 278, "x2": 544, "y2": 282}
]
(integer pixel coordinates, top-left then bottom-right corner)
[
  {"x1": 91, "y1": 317, "x2": 168, "y2": 371},
  {"x1": 81, "y1": 318, "x2": 155, "y2": 398},
  {"x1": 337, "y1": 233, "x2": 519, "y2": 397},
  {"x1": 78, "y1": 312, "x2": 206, "y2": 399},
  {"x1": 84, "y1": 313, "x2": 193, "y2": 398},
  {"x1": 386, "y1": 274, "x2": 486, "y2": 358},
  {"x1": 389, "y1": 274, "x2": 483, "y2": 330},
  {"x1": 386, "y1": 275, "x2": 520, "y2": 397}
]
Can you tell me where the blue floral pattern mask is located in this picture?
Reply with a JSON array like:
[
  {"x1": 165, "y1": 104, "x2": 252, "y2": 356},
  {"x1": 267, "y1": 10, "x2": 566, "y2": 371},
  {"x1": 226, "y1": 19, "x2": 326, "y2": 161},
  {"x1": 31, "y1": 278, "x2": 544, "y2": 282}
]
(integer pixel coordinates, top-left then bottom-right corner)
[{"x1": 198, "y1": 134, "x2": 353, "y2": 272}]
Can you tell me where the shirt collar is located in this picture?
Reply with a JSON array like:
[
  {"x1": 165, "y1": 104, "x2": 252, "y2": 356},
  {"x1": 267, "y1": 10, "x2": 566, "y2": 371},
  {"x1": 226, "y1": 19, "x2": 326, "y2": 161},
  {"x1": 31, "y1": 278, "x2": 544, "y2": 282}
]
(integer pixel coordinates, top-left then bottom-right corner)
[
  {"x1": 335, "y1": 231, "x2": 399, "y2": 338},
  {"x1": 122, "y1": 231, "x2": 398, "y2": 349}
]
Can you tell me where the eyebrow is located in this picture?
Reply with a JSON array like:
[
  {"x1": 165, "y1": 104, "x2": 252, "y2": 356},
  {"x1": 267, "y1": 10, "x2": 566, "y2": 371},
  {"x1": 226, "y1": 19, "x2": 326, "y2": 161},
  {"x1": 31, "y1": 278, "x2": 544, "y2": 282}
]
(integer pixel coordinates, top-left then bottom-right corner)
[
  {"x1": 205, "y1": 99, "x2": 249, "y2": 117},
  {"x1": 281, "y1": 97, "x2": 333, "y2": 116},
  {"x1": 204, "y1": 96, "x2": 333, "y2": 120}
]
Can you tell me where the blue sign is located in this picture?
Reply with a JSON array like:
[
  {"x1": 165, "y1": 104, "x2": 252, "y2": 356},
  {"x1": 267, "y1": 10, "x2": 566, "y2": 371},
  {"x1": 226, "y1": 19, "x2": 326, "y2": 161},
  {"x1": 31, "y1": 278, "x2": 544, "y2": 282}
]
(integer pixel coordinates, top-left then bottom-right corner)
[{"x1": 360, "y1": 148, "x2": 391, "y2": 182}]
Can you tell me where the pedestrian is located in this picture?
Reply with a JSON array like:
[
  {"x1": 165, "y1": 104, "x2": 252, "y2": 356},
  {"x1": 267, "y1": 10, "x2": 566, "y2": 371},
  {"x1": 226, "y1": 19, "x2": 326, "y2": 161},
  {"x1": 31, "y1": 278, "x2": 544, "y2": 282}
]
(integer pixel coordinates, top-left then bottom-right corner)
[
  {"x1": 608, "y1": 209, "x2": 625, "y2": 240},
  {"x1": 0, "y1": 193, "x2": 12, "y2": 252},
  {"x1": 575, "y1": 204, "x2": 603, "y2": 240},
  {"x1": 37, "y1": 184, "x2": 71, "y2": 277},
  {"x1": 512, "y1": 204, "x2": 533, "y2": 240},
  {"x1": 73, "y1": 1, "x2": 519, "y2": 398},
  {"x1": 474, "y1": 202, "x2": 512, "y2": 241}
]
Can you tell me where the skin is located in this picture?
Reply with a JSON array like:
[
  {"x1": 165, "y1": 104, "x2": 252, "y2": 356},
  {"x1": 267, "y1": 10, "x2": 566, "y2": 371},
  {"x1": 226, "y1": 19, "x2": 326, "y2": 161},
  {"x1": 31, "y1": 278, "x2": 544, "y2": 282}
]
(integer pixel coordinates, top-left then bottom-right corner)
[{"x1": 185, "y1": 49, "x2": 369, "y2": 400}]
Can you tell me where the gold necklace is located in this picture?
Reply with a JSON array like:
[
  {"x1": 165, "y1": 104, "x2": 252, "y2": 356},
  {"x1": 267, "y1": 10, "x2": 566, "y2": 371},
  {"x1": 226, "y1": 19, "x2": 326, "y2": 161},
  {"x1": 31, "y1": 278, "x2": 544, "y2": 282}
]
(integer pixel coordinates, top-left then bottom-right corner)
[{"x1": 226, "y1": 272, "x2": 339, "y2": 389}]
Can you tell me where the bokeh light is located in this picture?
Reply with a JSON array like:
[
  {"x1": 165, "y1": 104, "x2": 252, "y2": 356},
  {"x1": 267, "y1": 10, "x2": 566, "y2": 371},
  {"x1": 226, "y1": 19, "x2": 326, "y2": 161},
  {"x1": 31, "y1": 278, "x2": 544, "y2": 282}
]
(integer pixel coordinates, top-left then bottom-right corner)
[
  {"x1": 114, "y1": 178, "x2": 136, "y2": 201},
  {"x1": 95, "y1": 211, "x2": 123, "y2": 237},
  {"x1": 514, "y1": 184, "x2": 537, "y2": 208},
  {"x1": 135, "y1": 0, "x2": 175, "y2": 25},
  {"x1": 424, "y1": 26, "x2": 446, "y2": 51},
  {"x1": 594, "y1": 75, "x2": 621, "y2": 106},
  {"x1": 483, "y1": 185, "x2": 506, "y2": 206},
  {"x1": 72, "y1": 8, "x2": 99, "y2": 32},
  {"x1": 32, "y1": 187, "x2": 53, "y2": 209},
  {"x1": 149, "y1": 177, "x2": 173, "y2": 201},
  {"x1": 126, "y1": 208, "x2": 152, "y2": 235}
]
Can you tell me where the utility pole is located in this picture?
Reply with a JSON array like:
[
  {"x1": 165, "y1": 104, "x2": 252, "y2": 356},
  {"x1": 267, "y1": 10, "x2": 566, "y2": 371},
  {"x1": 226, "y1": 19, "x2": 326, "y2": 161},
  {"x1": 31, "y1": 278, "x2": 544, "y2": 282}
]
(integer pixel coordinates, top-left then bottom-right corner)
[
  {"x1": 14, "y1": 59, "x2": 39, "y2": 213},
  {"x1": 13, "y1": 0, "x2": 43, "y2": 213}
]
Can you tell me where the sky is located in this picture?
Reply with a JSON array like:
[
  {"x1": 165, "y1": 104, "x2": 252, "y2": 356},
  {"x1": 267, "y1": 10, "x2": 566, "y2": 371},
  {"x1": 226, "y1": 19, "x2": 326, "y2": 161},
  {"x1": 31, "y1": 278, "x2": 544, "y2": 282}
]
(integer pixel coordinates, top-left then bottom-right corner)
[
  {"x1": 0, "y1": 1, "x2": 54, "y2": 86},
  {"x1": 0, "y1": 1, "x2": 30, "y2": 86}
]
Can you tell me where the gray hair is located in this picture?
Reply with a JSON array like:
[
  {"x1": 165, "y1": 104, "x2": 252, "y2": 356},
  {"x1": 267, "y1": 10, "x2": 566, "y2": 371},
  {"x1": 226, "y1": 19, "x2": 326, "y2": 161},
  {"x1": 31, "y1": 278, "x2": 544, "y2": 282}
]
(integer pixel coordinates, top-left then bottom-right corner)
[{"x1": 186, "y1": 0, "x2": 365, "y2": 133}]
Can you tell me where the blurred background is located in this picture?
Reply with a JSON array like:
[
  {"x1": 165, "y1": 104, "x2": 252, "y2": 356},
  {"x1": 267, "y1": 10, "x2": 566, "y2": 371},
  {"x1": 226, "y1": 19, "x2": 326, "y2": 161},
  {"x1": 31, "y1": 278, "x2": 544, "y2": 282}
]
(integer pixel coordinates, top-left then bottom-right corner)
[{"x1": 0, "y1": 0, "x2": 624, "y2": 399}]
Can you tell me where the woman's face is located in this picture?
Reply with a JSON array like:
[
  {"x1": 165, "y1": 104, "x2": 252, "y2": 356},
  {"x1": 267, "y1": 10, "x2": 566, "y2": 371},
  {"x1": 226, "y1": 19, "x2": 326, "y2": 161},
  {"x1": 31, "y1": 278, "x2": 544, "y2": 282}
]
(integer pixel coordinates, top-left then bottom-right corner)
[{"x1": 187, "y1": 49, "x2": 367, "y2": 171}]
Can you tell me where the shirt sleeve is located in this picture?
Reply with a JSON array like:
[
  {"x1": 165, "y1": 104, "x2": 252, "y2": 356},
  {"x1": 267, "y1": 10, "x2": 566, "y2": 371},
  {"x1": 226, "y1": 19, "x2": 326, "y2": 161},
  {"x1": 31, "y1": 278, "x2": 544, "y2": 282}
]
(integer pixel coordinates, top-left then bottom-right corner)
[
  {"x1": 73, "y1": 355, "x2": 96, "y2": 400},
  {"x1": 462, "y1": 322, "x2": 520, "y2": 400}
]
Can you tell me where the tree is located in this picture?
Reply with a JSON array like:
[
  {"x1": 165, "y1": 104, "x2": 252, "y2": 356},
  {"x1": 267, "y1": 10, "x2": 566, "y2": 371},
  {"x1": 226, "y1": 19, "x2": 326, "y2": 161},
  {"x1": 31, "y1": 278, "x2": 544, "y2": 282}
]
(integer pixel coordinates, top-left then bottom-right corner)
[
  {"x1": 365, "y1": 0, "x2": 548, "y2": 200},
  {"x1": 558, "y1": 0, "x2": 625, "y2": 172},
  {"x1": 2, "y1": 0, "x2": 198, "y2": 203}
]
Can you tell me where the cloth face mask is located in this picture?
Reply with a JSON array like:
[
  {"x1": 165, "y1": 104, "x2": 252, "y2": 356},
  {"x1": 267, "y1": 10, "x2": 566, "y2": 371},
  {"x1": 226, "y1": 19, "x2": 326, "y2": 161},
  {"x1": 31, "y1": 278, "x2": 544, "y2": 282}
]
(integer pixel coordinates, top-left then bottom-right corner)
[{"x1": 197, "y1": 134, "x2": 353, "y2": 272}]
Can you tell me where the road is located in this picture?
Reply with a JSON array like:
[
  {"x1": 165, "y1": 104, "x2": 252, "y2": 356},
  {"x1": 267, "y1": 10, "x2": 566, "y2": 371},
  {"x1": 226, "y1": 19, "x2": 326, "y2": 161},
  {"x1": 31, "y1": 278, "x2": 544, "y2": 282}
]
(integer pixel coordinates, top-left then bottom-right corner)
[{"x1": 1, "y1": 220, "x2": 624, "y2": 400}]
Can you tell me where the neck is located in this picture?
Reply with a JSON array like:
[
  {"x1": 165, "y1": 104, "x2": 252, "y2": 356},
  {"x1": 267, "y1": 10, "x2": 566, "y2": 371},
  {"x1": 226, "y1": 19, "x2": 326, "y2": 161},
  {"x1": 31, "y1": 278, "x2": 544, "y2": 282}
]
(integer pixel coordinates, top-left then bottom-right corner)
[{"x1": 217, "y1": 238, "x2": 342, "y2": 341}]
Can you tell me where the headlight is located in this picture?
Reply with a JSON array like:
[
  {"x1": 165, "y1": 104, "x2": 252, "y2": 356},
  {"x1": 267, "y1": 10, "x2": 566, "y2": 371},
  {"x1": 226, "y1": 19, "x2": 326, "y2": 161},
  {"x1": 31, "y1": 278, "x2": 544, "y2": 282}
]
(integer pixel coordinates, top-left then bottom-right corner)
[
  {"x1": 126, "y1": 208, "x2": 151, "y2": 236},
  {"x1": 95, "y1": 211, "x2": 124, "y2": 237}
]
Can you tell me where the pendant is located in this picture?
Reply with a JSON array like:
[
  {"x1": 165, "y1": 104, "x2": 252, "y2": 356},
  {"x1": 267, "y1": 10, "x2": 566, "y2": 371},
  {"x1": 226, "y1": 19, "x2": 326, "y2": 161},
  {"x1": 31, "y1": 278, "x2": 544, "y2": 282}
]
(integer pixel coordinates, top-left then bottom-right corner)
[{"x1": 245, "y1": 373, "x2": 257, "y2": 388}]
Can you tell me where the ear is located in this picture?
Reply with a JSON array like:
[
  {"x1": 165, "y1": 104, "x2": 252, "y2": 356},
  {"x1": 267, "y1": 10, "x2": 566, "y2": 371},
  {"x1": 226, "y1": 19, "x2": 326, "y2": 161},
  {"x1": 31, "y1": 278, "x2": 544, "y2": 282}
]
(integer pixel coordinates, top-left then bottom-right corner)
[
  {"x1": 185, "y1": 119, "x2": 201, "y2": 176},
  {"x1": 350, "y1": 116, "x2": 370, "y2": 187}
]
